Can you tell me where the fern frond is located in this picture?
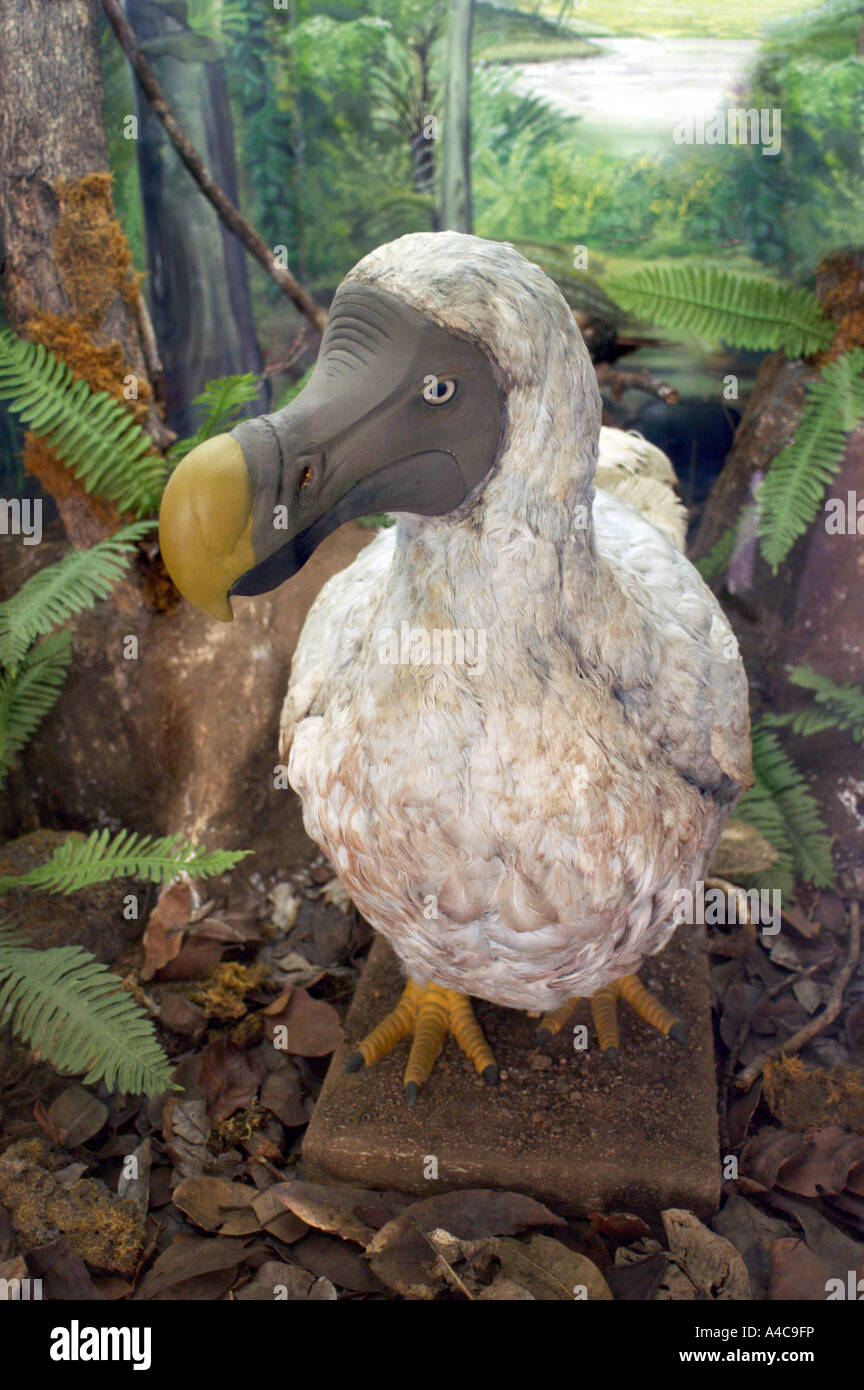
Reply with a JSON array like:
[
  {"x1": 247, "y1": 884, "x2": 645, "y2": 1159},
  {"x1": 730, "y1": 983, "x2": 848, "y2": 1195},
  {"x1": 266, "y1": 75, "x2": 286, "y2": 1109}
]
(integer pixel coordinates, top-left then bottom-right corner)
[
  {"x1": 733, "y1": 722, "x2": 835, "y2": 893},
  {"x1": 777, "y1": 664, "x2": 864, "y2": 744},
  {"x1": 168, "y1": 373, "x2": 261, "y2": 464},
  {"x1": 0, "y1": 828, "x2": 250, "y2": 896},
  {"x1": 605, "y1": 263, "x2": 833, "y2": 357},
  {"x1": 0, "y1": 923, "x2": 176, "y2": 1095},
  {"x1": 695, "y1": 524, "x2": 737, "y2": 583},
  {"x1": 0, "y1": 330, "x2": 167, "y2": 515},
  {"x1": 0, "y1": 632, "x2": 72, "y2": 788},
  {"x1": 0, "y1": 522, "x2": 155, "y2": 673},
  {"x1": 759, "y1": 350, "x2": 864, "y2": 570}
]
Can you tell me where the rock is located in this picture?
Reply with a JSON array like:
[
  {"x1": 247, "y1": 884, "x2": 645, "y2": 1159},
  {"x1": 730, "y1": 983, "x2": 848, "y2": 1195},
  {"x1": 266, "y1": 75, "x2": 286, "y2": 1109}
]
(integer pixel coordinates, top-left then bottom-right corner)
[
  {"x1": 0, "y1": 1139, "x2": 145, "y2": 1276},
  {"x1": 1, "y1": 522, "x2": 375, "y2": 882}
]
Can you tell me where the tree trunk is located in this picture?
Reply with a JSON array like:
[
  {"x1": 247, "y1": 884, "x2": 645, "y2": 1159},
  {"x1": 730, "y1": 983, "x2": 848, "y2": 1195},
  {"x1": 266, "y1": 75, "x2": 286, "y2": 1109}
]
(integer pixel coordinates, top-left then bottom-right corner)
[
  {"x1": 126, "y1": 0, "x2": 269, "y2": 436},
  {"x1": 0, "y1": 0, "x2": 167, "y2": 545},
  {"x1": 440, "y1": 0, "x2": 474, "y2": 233}
]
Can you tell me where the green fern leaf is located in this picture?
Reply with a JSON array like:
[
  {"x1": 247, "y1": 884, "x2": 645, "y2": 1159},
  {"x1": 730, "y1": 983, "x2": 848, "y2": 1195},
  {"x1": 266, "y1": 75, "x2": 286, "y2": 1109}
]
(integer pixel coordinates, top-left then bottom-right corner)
[
  {"x1": 168, "y1": 373, "x2": 262, "y2": 464},
  {"x1": 695, "y1": 525, "x2": 737, "y2": 583},
  {"x1": 0, "y1": 632, "x2": 72, "y2": 788},
  {"x1": 783, "y1": 663, "x2": 864, "y2": 745},
  {"x1": 759, "y1": 350, "x2": 864, "y2": 570},
  {"x1": 0, "y1": 330, "x2": 167, "y2": 515},
  {"x1": 0, "y1": 923, "x2": 176, "y2": 1095},
  {"x1": 0, "y1": 522, "x2": 155, "y2": 673},
  {"x1": 605, "y1": 263, "x2": 834, "y2": 357},
  {"x1": 0, "y1": 828, "x2": 250, "y2": 895},
  {"x1": 733, "y1": 722, "x2": 835, "y2": 893}
]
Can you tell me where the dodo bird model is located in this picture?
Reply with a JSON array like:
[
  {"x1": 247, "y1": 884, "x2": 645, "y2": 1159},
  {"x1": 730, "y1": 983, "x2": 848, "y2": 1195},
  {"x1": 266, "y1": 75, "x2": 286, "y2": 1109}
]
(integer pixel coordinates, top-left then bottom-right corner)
[{"x1": 159, "y1": 232, "x2": 752, "y2": 1103}]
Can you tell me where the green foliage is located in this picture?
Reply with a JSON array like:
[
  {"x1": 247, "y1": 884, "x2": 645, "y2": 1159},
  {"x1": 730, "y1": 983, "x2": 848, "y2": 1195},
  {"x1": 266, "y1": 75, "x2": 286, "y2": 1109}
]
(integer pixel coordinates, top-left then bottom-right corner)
[
  {"x1": 0, "y1": 922, "x2": 176, "y2": 1096},
  {"x1": 0, "y1": 522, "x2": 154, "y2": 674},
  {"x1": 0, "y1": 829, "x2": 250, "y2": 897},
  {"x1": 168, "y1": 374, "x2": 262, "y2": 464},
  {"x1": 695, "y1": 525, "x2": 738, "y2": 583},
  {"x1": 605, "y1": 263, "x2": 833, "y2": 356},
  {"x1": 771, "y1": 664, "x2": 864, "y2": 744},
  {"x1": 732, "y1": 721, "x2": 835, "y2": 897},
  {"x1": 0, "y1": 331, "x2": 166, "y2": 516},
  {"x1": 759, "y1": 349, "x2": 864, "y2": 570},
  {"x1": 0, "y1": 633, "x2": 72, "y2": 789}
]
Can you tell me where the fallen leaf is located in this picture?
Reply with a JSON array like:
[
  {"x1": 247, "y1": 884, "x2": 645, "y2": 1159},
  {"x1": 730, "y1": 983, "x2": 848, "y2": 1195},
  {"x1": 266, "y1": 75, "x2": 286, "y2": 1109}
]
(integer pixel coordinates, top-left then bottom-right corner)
[
  {"x1": 0, "y1": 1256, "x2": 29, "y2": 1298},
  {"x1": 741, "y1": 1128, "x2": 808, "y2": 1190},
  {"x1": 712, "y1": 1194, "x2": 795, "y2": 1298},
  {"x1": 132, "y1": 1234, "x2": 251, "y2": 1300},
  {"x1": 235, "y1": 1260, "x2": 337, "y2": 1301},
  {"x1": 776, "y1": 1126, "x2": 864, "y2": 1197},
  {"x1": 496, "y1": 1233, "x2": 612, "y2": 1301},
  {"x1": 263, "y1": 988, "x2": 344, "y2": 1057},
  {"x1": 117, "y1": 1137, "x2": 151, "y2": 1215},
  {"x1": 291, "y1": 1231, "x2": 384, "y2": 1294},
  {"x1": 153, "y1": 991, "x2": 208, "y2": 1040},
  {"x1": 172, "y1": 1176, "x2": 258, "y2": 1233},
  {"x1": 27, "y1": 1238, "x2": 103, "y2": 1300},
  {"x1": 265, "y1": 1181, "x2": 378, "y2": 1245},
  {"x1": 260, "y1": 1064, "x2": 307, "y2": 1127},
  {"x1": 605, "y1": 1251, "x2": 668, "y2": 1301},
  {"x1": 768, "y1": 1237, "x2": 831, "y2": 1300},
  {"x1": 155, "y1": 936, "x2": 224, "y2": 983},
  {"x1": 367, "y1": 1189, "x2": 564, "y2": 1299},
  {"x1": 661, "y1": 1209, "x2": 751, "y2": 1299},
  {"x1": 477, "y1": 1275, "x2": 534, "y2": 1300},
  {"x1": 197, "y1": 1038, "x2": 265, "y2": 1123},
  {"x1": 141, "y1": 882, "x2": 193, "y2": 981}
]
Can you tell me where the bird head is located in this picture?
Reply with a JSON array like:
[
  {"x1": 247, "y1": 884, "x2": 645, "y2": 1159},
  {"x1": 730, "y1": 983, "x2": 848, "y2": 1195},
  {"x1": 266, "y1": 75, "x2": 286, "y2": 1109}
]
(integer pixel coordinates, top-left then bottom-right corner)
[{"x1": 159, "y1": 231, "x2": 598, "y2": 619}]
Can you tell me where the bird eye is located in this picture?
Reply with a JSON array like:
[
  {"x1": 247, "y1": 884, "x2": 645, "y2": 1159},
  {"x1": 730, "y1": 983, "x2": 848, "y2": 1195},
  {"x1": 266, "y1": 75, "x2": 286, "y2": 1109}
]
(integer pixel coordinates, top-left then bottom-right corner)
[{"x1": 422, "y1": 376, "x2": 457, "y2": 405}]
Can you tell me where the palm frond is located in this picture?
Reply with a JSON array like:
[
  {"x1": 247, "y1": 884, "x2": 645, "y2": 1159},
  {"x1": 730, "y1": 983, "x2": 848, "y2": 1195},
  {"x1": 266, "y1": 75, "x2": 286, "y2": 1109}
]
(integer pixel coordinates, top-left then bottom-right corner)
[
  {"x1": 759, "y1": 349, "x2": 864, "y2": 570},
  {"x1": 168, "y1": 373, "x2": 262, "y2": 464},
  {"x1": 0, "y1": 828, "x2": 250, "y2": 896},
  {"x1": 732, "y1": 721, "x2": 835, "y2": 895},
  {"x1": 0, "y1": 633, "x2": 72, "y2": 788},
  {"x1": 0, "y1": 922, "x2": 176, "y2": 1095},
  {"x1": 0, "y1": 330, "x2": 167, "y2": 515},
  {"x1": 605, "y1": 262, "x2": 834, "y2": 356},
  {"x1": 0, "y1": 522, "x2": 155, "y2": 673}
]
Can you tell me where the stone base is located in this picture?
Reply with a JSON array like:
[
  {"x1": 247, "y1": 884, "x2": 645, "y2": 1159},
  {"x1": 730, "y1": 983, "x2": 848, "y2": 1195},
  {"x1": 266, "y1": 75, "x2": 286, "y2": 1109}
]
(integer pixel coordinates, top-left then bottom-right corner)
[{"x1": 303, "y1": 927, "x2": 721, "y2": 1219}]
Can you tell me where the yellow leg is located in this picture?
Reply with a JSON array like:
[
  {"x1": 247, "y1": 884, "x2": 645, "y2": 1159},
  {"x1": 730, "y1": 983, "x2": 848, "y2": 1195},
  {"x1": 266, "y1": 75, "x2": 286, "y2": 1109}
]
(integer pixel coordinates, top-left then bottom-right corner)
[
  {"x1": 537, "y1": 973, "x2": 686, "y2": 1065},
  {"x1": 346, "y1": 980, "x2": 498, "y2": 1105}
]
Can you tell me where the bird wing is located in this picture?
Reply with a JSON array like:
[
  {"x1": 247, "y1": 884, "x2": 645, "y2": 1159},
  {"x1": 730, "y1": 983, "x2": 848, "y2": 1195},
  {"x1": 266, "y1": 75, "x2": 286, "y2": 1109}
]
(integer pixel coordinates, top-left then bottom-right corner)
[{"x1": 595, "y1": 427, "x2": 688, "y2": 552}]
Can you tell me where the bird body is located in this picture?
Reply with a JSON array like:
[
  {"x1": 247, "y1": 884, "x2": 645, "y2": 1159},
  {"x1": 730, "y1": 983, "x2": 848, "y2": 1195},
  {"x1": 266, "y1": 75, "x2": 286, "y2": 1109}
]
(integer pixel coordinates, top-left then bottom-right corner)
[
  {"x1": 278, "y1": 235, "x2": 751, "y2": 1015},
  {"x1": 160, "y1": 231, "x2": 752, "y2": 1079}
]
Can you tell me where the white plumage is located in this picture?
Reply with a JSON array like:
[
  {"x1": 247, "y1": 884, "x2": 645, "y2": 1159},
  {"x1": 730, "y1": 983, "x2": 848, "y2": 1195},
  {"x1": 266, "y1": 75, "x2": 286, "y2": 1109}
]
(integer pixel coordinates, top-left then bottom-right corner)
[{"x1": 279, "y1": 233, "x2": 751, "y2": 1013}]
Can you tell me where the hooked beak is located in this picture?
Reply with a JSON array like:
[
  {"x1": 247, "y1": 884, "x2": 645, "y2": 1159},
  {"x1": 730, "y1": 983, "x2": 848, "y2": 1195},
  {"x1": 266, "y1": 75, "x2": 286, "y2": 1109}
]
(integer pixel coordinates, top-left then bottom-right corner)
[
  {"x1": 158, "y1": 434, "x2": 255, "y2": 621},
  {"x1": 159, "y1": 282, "x2": 504, "y2": 621}
]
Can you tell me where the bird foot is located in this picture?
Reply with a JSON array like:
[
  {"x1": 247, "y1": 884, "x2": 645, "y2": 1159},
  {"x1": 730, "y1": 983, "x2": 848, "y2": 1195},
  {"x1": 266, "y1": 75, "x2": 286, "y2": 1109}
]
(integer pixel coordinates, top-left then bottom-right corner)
[
  {"x1": 537, "y1": 973, "x2": 687, "y2": 1065},
  {"x1": 346, "y1": 979, "x2": 498, "y2": 1105}
]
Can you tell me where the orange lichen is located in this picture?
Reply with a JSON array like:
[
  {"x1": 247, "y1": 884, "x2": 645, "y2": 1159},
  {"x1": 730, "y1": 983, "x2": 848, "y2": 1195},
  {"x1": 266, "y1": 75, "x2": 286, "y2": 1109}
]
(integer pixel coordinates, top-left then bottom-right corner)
[
  {"x1": 814, "y1": 250, "x2": 864, "y2": 363},
  {"x1": 763, "y1": 1054, "x2": 864, "y2": 1132},
  {"x1": 187, "y1": 962, "x2": 266, "y2": 1022},
  {"x1": 0, "y1": 1139, "x2": 145, "y2": 1276},
  {"x1": 53, "y1": 172, "x2": 143, "y2": 323},
  {"x1": 23, "y1": 311, "x2": 151, "y2": 424}
]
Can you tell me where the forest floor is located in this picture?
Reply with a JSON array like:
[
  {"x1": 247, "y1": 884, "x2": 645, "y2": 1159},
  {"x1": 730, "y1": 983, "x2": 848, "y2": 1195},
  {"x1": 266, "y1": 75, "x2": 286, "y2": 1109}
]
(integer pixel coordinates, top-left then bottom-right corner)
[{"x1": 1, "y1": 828, "x2": 862, "y2": 1301}]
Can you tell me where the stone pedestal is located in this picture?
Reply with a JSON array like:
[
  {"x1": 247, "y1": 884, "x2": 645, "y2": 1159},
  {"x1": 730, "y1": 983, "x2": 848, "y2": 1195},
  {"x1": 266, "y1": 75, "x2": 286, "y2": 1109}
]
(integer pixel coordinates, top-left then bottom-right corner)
[{"x1": 303, "y1": 927, "x2": 721, "y2": 1218}]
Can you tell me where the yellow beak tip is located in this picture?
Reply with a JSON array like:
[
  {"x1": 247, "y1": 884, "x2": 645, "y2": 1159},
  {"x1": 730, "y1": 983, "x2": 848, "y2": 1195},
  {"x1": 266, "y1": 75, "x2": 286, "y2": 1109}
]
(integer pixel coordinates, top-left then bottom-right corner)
[{"x1": 158, "y1": 433, "x2": 255, "y2": 620}]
